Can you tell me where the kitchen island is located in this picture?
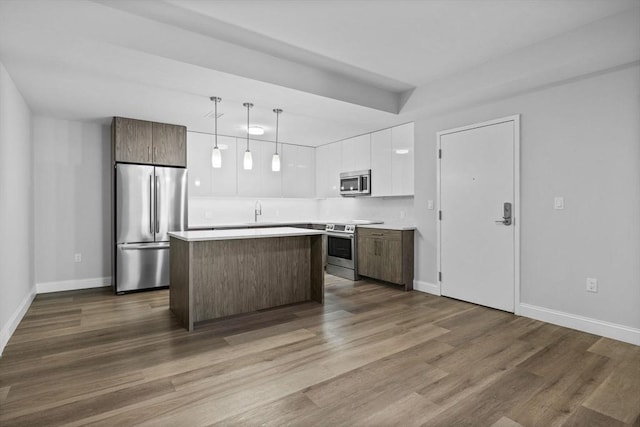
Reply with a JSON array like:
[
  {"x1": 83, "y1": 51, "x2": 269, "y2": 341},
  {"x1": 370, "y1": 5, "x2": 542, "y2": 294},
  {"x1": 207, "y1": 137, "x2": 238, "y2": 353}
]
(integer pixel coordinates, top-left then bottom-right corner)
[{"x1": 168, "y1": 227, "x2": 325, "y2": 331}]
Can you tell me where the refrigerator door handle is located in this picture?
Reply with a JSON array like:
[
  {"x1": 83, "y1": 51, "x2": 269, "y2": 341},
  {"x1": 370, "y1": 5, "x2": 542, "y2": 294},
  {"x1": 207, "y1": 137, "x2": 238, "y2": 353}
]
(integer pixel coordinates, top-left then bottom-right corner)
[
  {"x1": 149, "y1": 174, "x2": 153, "y2": 234},
  {"x1": 155, "y1": 174, "x2": 160, "y2": 234},
  {"x1": 119, "y1": 243, "x2": 170, "y2": 250}
]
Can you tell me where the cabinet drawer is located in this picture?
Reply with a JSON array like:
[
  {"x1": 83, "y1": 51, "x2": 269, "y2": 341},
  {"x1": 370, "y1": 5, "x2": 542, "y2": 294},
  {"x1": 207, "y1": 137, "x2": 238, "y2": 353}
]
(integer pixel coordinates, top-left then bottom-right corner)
[{"x1": 357, "y1": 228, "x2": 402, "y2": 240}]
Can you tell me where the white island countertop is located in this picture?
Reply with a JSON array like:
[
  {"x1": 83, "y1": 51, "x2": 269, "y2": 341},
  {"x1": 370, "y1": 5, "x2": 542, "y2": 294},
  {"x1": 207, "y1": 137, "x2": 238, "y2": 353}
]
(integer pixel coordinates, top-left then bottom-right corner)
[{"x1": 169, "y1": 227, "x2": 325, "y2": 242}]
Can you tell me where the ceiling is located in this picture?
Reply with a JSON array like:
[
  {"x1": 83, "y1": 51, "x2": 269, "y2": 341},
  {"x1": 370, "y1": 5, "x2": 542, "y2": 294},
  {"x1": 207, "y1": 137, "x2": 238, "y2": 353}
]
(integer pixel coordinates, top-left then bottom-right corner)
[{"x1": 0, "y1": 0, "x2": 638, "y2": 146}]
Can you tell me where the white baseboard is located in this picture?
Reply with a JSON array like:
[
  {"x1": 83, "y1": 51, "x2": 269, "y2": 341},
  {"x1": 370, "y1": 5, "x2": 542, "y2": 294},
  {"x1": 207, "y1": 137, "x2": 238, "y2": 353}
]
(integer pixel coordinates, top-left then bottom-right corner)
[
  {"x1": 0, "y1": 288, "x2": 36, "y2": 356},
  {"x1": 36, "y1": 276, "x2": 112, "y2": 294},
  {"x1": 519, "y1": 303, "x2": 640, "y2": 346},
  {"x1": 413, "y1": 280, "x2": 440, "y2": 296}
]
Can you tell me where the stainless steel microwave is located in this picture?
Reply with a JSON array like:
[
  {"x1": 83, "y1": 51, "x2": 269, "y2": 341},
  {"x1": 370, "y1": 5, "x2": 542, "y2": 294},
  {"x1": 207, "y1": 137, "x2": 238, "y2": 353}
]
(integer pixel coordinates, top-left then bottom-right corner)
[{"x1": 340, "y1": 170, "x2": 371, "y2": 196}]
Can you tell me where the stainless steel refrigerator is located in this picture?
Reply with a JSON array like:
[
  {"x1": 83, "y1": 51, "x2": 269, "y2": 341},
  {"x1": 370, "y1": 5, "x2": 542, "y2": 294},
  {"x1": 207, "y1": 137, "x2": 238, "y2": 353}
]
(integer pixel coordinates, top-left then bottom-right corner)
[{"x1": 114, "y1": 163, "x2": 187, "y2": 293}]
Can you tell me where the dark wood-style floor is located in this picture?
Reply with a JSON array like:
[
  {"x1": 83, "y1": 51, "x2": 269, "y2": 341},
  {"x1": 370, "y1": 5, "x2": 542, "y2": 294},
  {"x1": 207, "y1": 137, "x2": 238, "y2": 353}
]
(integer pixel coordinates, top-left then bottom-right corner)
[{"x1": 1, "y1": 275, "x2": 639, "y2": 426}]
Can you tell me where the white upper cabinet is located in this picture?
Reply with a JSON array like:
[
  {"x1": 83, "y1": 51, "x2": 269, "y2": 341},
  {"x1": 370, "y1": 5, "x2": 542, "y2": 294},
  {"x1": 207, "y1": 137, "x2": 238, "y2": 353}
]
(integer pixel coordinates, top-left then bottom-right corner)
[
  {"x1": 260, "y1": 140, "x2": 283, "y2": 198},
  {"x1": 391, "y1": 122, "x2": 414, "y2": 196},
  {"x1": 370, "y1": 128, "x2": 392, "y2": 197},
  {"x1": 237, "y1": 138, "x2": 282, "y2": 197},
  {"x1": 341, "y1": 134, "x2": 371, "y2": 172},
  {"x1": 282, "y1": 144, "x2": 315, "y2": 198},
  {"x1": 187, "y1": 132, "x2": 237, "y2": 197},
  {"x1": 370, "y1": 123, "x2": 414, "y2": 197},
  {"x1": 316, "y1": 141, "x2": 341, "y2": 198}
]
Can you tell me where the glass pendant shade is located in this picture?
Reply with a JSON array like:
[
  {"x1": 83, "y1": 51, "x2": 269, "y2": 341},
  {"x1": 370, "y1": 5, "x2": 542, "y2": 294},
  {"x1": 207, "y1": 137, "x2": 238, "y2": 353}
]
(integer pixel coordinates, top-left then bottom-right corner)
[
  {"x1": 211, "y1": 146, "x2": 221, "y2": 168},
  {"x1": 243, "y1": 149, "x2": 253, "y2": 170},
  {"x1": 271, "y1": 152, "x2": 280, "y2": 172}
]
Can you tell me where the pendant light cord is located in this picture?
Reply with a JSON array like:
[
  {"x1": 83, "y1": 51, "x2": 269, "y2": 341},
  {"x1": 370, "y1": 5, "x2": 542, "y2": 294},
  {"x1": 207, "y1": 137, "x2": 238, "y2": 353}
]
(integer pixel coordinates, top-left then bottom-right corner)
[
  {"x1": 275, "y1": 110, "x2": 279, "y2": 154},
  {"x1": 245, "y1": 103, "x2": 251, "y2": 151},
  {"x1": 214, "y1": 98, "x2": 218, "y2": 149},
  {"x1": 273, "y1": 108, "x2": 282, "y2": 154}
]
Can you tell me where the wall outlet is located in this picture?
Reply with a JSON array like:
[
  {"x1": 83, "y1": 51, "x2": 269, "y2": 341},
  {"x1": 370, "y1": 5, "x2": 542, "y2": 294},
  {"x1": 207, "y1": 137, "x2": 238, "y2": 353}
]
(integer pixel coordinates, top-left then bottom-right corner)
[
  {"x1": 400, "y1": 210, "x2": 406, "y2": 219},
  {"x1": 554, "y1": 196, "x2": 565, "y2": 210},
  {"x1": 427, "y1": 200, "x2": 434, "y2": 210},
  {"x1": 586, "y1": 277, "x2": 598, "y2": 293},
  {"x1": 74, "y1": 253, "x2": 82, "y2": 263}
]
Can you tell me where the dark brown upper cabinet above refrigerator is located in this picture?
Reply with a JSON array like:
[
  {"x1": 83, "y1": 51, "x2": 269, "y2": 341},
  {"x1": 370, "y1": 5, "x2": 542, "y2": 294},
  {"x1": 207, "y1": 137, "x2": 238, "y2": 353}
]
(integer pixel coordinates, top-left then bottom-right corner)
[{"x1": 112, "y1": 117, "x2": 187, "y2": 167}]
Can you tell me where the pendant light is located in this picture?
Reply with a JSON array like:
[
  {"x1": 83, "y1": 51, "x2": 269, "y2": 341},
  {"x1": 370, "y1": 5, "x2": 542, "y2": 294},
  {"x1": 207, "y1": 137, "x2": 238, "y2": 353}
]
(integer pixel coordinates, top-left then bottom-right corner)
[
  {"x1": 243, "y1": 102, "x2": 253, "y2": 170},
  {"x1": 210, "y1": 96, "x2": 222, "y2": 168},
  {"x1": 272, "y1": 109, "x2": 282, "y2": 172}
]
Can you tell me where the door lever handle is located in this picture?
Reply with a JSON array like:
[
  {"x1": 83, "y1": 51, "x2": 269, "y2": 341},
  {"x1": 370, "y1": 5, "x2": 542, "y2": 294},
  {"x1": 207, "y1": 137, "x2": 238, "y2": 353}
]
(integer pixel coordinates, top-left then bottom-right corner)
[{"x1": 495, "y1": 202, "x2": 512, "y2": 225}]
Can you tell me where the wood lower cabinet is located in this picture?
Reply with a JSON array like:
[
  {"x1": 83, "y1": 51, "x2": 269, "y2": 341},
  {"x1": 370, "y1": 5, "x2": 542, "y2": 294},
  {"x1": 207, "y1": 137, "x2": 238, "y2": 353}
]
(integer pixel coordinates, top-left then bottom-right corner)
[
  {"x1": 113, "y1": 117, "x2": 186, "y2": 167},
  {"x1": 357, "y1": 227, "x2": 414, "y2": 291}
]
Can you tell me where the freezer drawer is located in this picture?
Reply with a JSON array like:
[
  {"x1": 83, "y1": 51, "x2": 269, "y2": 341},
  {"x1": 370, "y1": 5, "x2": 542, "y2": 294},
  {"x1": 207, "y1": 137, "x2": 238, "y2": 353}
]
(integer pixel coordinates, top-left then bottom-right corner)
[{"x1": 116, "y1": 243, "x2": 169, "y2": 293}]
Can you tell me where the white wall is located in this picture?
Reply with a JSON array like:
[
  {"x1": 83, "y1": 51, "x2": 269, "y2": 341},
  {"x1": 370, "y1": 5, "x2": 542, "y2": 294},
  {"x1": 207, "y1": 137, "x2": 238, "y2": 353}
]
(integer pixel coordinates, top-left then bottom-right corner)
[
  {"x1": 414, "y1": 64, "x2": 640, "y2": 333},
  {"x1": 33, "y1": 117, "x2": 111, "y2": 291},
  {"x1": 0, "y1": 62, "x2": 35, "y2": 355}
]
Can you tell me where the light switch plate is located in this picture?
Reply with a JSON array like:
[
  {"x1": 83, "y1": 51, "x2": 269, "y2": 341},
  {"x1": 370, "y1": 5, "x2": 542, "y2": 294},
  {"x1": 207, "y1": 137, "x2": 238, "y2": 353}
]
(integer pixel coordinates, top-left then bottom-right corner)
[
  {"x1": 427, "y1": 200, "x2": 434, "y2": 210},
  {"x1": 554, "y1": 196, "x2": 564, "y2": 210}
]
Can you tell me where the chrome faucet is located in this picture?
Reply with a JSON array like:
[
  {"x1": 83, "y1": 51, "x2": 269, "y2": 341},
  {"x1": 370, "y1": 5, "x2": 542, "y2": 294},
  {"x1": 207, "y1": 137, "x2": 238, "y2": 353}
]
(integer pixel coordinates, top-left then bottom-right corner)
[{"x1": 254, "y1": 200, "x2": 262, "y2": 223}]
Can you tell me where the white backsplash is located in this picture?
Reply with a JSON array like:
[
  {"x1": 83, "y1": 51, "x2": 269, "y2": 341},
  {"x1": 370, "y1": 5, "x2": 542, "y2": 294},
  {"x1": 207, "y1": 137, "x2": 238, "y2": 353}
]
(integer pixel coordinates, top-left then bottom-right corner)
[
  {"x1": 317, "y1": 196, "x2": 415, "y2": 224},
  {"x1": 189, "y1": 197, "x2": 321, "y2": 226},
  {"x1": 189, "y1": 196, "x2": 415, "y2": 226}
]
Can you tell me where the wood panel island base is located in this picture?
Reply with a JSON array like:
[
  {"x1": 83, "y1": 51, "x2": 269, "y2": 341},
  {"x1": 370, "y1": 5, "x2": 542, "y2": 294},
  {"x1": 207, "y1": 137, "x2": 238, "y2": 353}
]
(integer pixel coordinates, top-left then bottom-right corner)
[{"x1": 168, "y1": 227, "x2": 325, "y2": 331}]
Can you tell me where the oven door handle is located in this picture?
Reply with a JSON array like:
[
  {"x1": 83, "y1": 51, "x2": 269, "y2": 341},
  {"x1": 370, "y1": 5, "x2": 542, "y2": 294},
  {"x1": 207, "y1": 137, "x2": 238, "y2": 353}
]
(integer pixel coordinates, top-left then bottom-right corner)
[{"x1": 326, "y1": 232, "x2": 354, "y2": 239}]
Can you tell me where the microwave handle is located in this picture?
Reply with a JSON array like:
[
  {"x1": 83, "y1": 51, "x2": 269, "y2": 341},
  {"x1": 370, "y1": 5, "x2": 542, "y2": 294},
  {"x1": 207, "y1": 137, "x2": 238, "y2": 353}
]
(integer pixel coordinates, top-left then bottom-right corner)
[{"x1": 360, "y1": 175, "x2": 368, "y2": 192}]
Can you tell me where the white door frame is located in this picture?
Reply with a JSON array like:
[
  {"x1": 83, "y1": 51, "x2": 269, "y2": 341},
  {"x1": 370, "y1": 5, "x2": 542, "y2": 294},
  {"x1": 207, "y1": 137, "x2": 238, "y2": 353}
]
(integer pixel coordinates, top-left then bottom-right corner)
[{"x1": 436, "y1": 115, "x2": 521, "y2": 315}]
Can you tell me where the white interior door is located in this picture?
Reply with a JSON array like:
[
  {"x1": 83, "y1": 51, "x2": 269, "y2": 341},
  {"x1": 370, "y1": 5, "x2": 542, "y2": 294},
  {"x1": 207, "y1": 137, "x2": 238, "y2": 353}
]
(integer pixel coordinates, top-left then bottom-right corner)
[{"x1": 438, "y1": 117, "x2": 518, "y2": 312}]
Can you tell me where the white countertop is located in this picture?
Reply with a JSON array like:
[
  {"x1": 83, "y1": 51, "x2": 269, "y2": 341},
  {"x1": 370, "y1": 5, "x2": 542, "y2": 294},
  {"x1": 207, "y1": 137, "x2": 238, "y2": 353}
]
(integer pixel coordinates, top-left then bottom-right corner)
[
  {"x1": 357, "y1": 223, "x2": 417, "y2": 231},
  {"x1": 169, "y1": 227, "x2": 325, "y2": 242},
  {"x1": 188, "y1": 219, "x2": 383, "y2": 230},
  {"x1": 188, "y1": 221, "x2": 320, "y2": 230}
]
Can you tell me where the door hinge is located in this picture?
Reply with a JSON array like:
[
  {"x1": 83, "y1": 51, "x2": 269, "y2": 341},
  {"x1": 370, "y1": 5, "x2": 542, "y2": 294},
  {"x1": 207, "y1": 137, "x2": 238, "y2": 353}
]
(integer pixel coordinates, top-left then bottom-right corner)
[
  {"x1": 438, "y1": 271, "x2": 442, "y2": 282},
  {"x1": 439, "y1": 210, "x2": 442, "y2": 220},
  {"x1": 438, "y1": 149, "x2": 442, "y2": 159}
]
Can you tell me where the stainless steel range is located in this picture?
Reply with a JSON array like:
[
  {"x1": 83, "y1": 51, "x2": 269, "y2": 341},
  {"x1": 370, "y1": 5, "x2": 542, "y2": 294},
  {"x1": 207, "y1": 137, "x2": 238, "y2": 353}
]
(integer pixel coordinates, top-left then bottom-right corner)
[{"x1": 325, "y1": 223, "x2": 358, "y2": 280}]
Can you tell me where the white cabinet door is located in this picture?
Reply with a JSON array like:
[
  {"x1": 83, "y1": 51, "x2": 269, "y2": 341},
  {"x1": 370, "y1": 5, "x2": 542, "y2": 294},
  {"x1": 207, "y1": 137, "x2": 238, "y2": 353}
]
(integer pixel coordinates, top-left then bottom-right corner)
[
  {"x1": 260, "y1": 140, "x2": 283, "y2": 197},
  {"x1": 370, "y1": 128, "x2": 392, "y2": 197},
  {"x1": 211, "y1": 135, "x2": 237, "y2": 197},
  {"x1": 391, "y1": 122, "x2": 414, "y2": 196},
  {"x1": 315, "y1": 142, "x2": 341, "y2": 198},
  {"x1": 315, "y1": 143, "x2": 330, "y2": 198},
  {"x1": 341, "y1": 134, "x2": 370, "y2": 172},
  {"x1": 187, "y1": 132, "x2": 237, "y2": 197},
  {"x1": 187, "y1": 132, "x2": 212, "y2": 197},
  {"x1": 282, "y1": 144, "x2": 315, "y2": 198},
  {"x1": 237, "y1": 138, "x2": 263, "y2": 197},
  {"x1": 237, "y1": 139, "x2": 283, "y2": 197}
]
